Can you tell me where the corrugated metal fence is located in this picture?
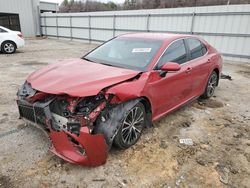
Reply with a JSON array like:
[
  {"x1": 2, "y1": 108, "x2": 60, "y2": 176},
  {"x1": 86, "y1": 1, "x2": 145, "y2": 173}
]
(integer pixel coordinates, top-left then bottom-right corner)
[{"x1": 40, "y1": 5, "x2": 250, "y2": 62}]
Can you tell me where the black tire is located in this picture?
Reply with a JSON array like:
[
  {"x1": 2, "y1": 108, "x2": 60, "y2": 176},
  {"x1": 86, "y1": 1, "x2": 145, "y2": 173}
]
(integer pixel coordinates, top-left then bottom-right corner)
[
  {"x1": 201, "y1": 71, "x2": 218, "y2": 99},
  {"x1": 113, "y1": 102, "x2": 146, "y2": 149},
  {"x1": 1, "y1": 41, "x2": 16, "y2": 54}
]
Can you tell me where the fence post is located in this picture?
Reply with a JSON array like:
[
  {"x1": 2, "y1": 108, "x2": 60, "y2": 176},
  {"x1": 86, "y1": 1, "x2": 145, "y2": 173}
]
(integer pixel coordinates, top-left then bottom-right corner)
[
  {"x1": 190, "y1": 12, "x2": 195, "y2": 34},
  {"x1": 113, "y1": 14, "x2": 116, "y2": 37},
  {"x1": 38, "y1": 7, "x2": 42, "y2": 36},
  {"x1": 70, "y1": 16, "x2": 72, "y2": 40},
  {"x1": 88, "y1": 15, "x2": 91, "y2": 42},
  {"x1": 146, "y1": 14, "x2": 150, "y2": 32},
  {"x1": 44, "y1": 16, "x2": 47, "y2": 36},
  {"x1": 56, "y1": 15, "x2": 58, "y2": 38}
]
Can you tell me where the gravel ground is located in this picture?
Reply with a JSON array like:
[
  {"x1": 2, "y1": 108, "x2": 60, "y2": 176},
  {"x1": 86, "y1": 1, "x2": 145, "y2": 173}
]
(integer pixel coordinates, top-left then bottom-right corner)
[{"x1": 0, "y1": 38, "x2": 249, "y2": 188}]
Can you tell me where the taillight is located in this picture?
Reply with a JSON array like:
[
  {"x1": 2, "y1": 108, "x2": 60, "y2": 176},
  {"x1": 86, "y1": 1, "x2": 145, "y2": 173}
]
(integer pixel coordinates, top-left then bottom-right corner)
[{"x1": 17, "y1": 33, "x2": 23, "y2": 38}]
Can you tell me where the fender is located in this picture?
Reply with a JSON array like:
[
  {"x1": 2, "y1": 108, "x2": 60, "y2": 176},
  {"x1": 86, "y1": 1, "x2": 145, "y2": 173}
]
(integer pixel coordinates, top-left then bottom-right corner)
[{"x1": 106, "y1": 72, "x2": 155, "y2": 114}]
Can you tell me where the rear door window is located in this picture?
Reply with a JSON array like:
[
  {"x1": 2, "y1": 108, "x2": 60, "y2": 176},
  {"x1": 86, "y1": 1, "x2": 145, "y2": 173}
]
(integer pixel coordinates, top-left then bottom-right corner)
[
  {"x1": 156, "y1": 39, "x2": 188, "y2": 69},
  {"x1": 0, "y1": 28, "x2": 7, "y2": 32},
  {"x1": 186, "y1": 38, "x2": 207, "y2": 60}
]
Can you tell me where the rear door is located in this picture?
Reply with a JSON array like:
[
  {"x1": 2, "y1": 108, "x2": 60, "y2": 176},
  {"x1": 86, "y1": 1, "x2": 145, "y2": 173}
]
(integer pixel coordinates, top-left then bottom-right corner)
[{"x1": 185, "y1": 38, "x2": 210, "y2": 96}]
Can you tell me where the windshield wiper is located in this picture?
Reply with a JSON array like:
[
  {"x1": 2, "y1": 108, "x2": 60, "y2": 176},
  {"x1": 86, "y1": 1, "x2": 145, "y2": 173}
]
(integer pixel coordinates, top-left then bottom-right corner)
[
  {"x1": 99, "y1": 62, "x2": 115, "y2": 67},
  {"x1": 82, "y1": 57, "x2": 94, "y2": 62},
  {"x1": 83, "y1": 57, "x2": 123, "y2": 68}
]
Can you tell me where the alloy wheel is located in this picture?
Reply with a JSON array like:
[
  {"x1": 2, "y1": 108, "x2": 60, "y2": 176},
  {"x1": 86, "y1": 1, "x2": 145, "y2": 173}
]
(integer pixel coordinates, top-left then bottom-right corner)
[
  {"x1": 121, "y1": 106, "x2": 144, "y2": 145},
  {"x1": 207, "y1": 73, "x2": 218, "y2": 97},
  {"x1": 4, "y1": 43, "x2": 15, "y2": 53}
]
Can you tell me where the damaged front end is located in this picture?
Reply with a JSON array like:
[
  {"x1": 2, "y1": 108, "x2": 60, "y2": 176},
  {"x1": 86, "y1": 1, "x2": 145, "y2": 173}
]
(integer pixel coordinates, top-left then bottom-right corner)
[{"x1": 16, "y1": 81, "x2": 121, "y2": 166}]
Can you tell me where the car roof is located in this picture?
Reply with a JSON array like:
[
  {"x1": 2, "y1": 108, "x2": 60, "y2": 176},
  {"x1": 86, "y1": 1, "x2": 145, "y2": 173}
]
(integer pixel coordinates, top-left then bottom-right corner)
[{"x1": 118, "y1": 32, "x2": 194, "y2": 41}]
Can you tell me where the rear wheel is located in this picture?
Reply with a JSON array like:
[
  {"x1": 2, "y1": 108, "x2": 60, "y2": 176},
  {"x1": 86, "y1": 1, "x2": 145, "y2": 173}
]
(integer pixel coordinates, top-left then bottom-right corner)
[
  {"x1": 114, "y1": 102, "x2": 146, "y2": 149},
  {"x1": 1, "y1": 41, "x2": 16, "y2": 54},
  {"x1": 201, "y1": 71, "x2": 218, "y2": 99}
]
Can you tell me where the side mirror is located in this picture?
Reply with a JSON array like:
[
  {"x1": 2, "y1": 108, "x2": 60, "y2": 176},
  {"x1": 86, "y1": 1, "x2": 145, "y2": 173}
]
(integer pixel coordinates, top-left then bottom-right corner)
[{"x1": 161, "y1": 62, "x2": 181, "y2": 72}]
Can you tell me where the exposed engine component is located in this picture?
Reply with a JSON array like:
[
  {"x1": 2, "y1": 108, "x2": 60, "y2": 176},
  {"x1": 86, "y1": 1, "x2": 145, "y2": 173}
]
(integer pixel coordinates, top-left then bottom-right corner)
[
  {"x1": 75, "y1": 94, "x2": 105, "y2": 116},
  {"x1": 50, "y1": 98, "x2": 70, "y2": 117},
  {"x1": 51, "y1": 113, "x2": 68, "y2": 131}
]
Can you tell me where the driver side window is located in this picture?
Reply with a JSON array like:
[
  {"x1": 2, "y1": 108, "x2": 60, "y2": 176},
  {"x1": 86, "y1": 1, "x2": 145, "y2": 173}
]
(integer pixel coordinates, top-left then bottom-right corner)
[{"x1": 156, "y1": 39, "x2": 188, "y2": 69}]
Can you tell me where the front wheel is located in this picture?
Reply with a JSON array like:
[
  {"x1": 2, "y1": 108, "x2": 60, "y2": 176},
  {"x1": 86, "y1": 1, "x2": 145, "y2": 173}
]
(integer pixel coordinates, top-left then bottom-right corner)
[
  {"x1": 113, "y1": 102, "x2": 146, "y2": 149},
  {"x1": 201, "y1": 71, "x2": 218, "y2": 99},
  {"x1": 1, "y1": 41, "x2": 16, "y2": 54}
]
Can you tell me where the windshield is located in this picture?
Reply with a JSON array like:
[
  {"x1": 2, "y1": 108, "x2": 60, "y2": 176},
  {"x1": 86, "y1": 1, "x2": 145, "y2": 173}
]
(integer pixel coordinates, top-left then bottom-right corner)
[{"x1": 83, "y1": 37, "x2": 163, "y2": 71}]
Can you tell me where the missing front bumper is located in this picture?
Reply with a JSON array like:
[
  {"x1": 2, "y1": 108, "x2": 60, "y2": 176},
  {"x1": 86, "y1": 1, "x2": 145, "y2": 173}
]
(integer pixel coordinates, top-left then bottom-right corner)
[
  {"x1": 49, "y1": 127, "x2": 108, "y2": 166},
  {"x1": 17, "y1": 99, "x2": 108, "y2": 167}
]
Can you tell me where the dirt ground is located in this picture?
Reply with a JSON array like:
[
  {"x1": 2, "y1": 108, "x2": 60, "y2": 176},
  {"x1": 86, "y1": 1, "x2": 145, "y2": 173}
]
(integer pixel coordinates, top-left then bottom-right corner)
[{"x1": 0, "y1": 38, "x2": 249, "y2": 188}]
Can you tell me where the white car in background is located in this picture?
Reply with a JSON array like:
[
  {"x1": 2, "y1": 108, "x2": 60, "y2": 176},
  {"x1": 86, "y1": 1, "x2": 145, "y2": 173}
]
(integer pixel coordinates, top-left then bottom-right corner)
[{"x1": 0, "y1": 26, "x2": 25, "y2": 54}]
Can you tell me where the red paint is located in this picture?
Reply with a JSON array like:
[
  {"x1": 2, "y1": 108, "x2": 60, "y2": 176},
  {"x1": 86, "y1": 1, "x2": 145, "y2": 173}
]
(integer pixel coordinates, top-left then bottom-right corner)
[
  {"x1": 49, "y1": 127, "x2": 108, "y2": 166},
  {"x1": 67, "y1": 98, "x2": 80, "y2": 113},
  {"x1": 88, "y1": 101, "x2": 106, "y2": 121},
  {"x1": 27, "y1": 92, "x2": 48, "y2": 103},
  {"x1": 161, "y1": 62, "x2": 181, "y2": 71},
  {"x1": 24, "y1": 33, "x2": 222, "y2": 166},
  {"x1": 27, "y1": 59, "x2": 140, "y2": 97}
]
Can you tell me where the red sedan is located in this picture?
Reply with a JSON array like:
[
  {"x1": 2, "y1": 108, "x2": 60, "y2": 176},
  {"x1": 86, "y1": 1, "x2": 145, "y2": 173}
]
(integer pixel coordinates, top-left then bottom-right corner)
[{"x1": 17, "y1": 33, "x2": 222, "y2": 166}]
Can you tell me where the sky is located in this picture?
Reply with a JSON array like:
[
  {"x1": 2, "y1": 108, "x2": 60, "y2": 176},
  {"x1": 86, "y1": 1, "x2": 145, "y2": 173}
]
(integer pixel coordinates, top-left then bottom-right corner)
[{"x1": 42, "y1": 0, "x2": 125, "y2": 5}]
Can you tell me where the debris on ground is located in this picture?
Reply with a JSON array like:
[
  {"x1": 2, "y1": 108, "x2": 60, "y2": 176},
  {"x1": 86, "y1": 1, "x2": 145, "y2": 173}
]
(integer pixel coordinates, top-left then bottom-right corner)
[
  {"x1": 219, "y1": 167, "x2": 230, "y2": 185},
  {"x1": 92, "y1": 178, "x2": 106, "y2": 182},
  {"x1": 175, "y1": 145, "x2": 198, "y2": 165},
  {"x1": 179, "y1": 138, "x2": 193, "y2": 145},
  {"x1": 221, "y1": 73, "x2": 232, "y2": 80},
  {"x1": 195, "y1": 155, "x2": 213, "y2": 166},
  {"x1": 196, "y1": 99, "x2": 224, "y2": 108},
  {"x1": 117, "y1": 178, "x2": 127, "y2": 187},
  {"x1": 159, "y1": 140, "x2": 168, "y2": 149},
  {"x1": 176, "y1": 175, "x2": 185, "y2": 186}
]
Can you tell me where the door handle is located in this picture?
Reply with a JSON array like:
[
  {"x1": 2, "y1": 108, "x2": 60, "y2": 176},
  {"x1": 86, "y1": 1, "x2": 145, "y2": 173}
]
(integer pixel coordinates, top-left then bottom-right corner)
[{"x1": 186, "y1": 67, "x2": 192, "y2": 73}]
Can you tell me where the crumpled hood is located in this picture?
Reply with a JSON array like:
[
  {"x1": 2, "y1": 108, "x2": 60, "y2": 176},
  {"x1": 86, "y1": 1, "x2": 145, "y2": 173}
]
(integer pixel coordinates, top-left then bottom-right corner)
[{"x1": 27, "y1": 59, "x2": 140, "y2": 97}]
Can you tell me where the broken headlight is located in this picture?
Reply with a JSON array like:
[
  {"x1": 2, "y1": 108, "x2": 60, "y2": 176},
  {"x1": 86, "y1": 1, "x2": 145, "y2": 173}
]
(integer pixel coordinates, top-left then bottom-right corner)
[{"x1": 17, "y1": 81, "x2": 36, "y2": 98}]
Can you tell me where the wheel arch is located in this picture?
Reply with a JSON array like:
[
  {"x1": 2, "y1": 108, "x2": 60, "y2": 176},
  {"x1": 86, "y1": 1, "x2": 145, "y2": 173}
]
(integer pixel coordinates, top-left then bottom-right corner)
[
  {"x1": 139, "y1": 96, "x2": 153, "y2": 127},
  {"x1": 213, "y1": 68, "x2": 220, "y2": 86},
  {"x1": 1, "y1": 40, "x2": 17, "y2": 53},
  {"x1": 139, "y1": 96, "x2": 152, "y2": 114},
  {"x1": 1, "y1": 40, "x2": 17, "y2": 48}
]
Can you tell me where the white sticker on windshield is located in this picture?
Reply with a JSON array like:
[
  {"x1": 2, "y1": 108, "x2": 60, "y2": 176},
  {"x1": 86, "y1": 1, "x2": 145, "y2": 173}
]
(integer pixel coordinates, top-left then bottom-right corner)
[{"x1": 132, "y1": 48, "x2": 151, "y2": 53}]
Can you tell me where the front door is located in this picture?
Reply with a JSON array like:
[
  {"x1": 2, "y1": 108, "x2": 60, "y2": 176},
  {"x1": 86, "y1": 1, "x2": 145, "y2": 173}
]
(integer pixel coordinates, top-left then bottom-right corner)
[{"x1": 148, "y1": 39, "x2": 194, "y2": 119}]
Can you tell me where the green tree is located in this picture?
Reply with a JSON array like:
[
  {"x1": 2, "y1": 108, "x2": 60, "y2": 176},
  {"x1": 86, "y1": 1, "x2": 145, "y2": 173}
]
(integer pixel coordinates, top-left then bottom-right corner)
[
  {"x1": 69, "y1": 0, "x2": 75, "y2": 6},
  {"x1": 107, "y1": 1, "x2": 118, "y2": 10},
  {"x1": 124, "y1": 0, "x2": 137, "y2": 9},
  {"x1": 62, "y1": 0, "x2": 68, "y2": 6}
]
